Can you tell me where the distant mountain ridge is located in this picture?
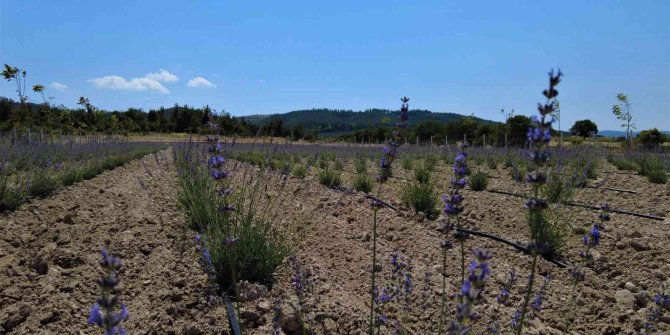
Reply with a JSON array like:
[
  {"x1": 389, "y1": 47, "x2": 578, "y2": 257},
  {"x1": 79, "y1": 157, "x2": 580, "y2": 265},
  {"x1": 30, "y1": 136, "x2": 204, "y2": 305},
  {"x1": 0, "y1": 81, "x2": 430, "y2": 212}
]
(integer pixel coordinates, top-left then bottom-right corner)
[{"x1": 243, "y1": 108, "x2": 498, "y2": 135}]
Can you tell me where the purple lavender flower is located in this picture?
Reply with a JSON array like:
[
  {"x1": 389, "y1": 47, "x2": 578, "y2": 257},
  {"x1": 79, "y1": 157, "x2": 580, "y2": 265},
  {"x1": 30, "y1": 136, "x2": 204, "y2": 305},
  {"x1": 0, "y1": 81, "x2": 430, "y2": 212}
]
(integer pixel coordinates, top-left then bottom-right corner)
[{"x1": 88, "y1": 249, "x2": 129, "y2": 335}]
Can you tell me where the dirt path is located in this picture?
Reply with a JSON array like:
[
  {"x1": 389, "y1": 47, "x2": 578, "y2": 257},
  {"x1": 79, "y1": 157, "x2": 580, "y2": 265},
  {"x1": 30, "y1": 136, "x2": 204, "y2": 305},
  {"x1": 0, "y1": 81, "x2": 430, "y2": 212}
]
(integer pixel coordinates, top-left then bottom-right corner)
[{"x1": 0, "y1": 148, "x2": 229, "y2": 335}]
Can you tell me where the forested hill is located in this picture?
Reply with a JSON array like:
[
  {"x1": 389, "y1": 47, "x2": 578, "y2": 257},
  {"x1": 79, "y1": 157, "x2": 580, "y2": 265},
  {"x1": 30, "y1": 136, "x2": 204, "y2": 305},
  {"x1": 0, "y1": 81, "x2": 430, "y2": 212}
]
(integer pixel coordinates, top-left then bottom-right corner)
[{"x1": 243, "y1": 108, "x2": 495, "y2": 135}]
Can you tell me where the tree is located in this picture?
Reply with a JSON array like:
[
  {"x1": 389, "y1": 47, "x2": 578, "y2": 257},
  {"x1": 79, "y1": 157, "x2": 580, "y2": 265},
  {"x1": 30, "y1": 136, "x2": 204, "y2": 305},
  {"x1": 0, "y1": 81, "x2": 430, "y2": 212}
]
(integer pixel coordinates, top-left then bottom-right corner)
[
  {"x1": 507, "y1": 115, "x2": 532, "y2": 147},
  {"x1": 636, "y1": 128, "x2": 667, "y2": 148},
  {"x1": 569, "y1": 119, "x2": 598, "y2": 138},
  {"x1": 612, "y1": 93, "x2": 635, "y2": 145}
]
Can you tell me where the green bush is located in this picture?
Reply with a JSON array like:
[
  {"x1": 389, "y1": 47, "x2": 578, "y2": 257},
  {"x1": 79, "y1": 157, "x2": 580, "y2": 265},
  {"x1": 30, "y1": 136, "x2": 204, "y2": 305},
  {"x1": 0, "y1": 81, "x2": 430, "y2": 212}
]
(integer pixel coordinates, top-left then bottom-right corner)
[
  {"x1": 608, "y1": 155, "x2": 637, "y2": 171},
  {"x1": 175, "y1": 147, "x2": 299, "y2": 293},
  {"x1": 424, "y1": 155, "x2": 438, "y2": 171},
  {"x1": 527, "y1": 209, "x2": 566, "y2": 261},
  {"x1": 401, "y1": 182, "x2": 439, "y2": 220},
  {"x1": 61, "y1": 168, "x2": 83, "y2": 186},
  {"x1": 638, "y1": 155, "x2": 665, "y2": 177},
  {"x1": 542, "y1": 171, "x2": 575, "y2": 204},
  {"x1": 28, "y1": 172, "x2": 60, "y2": 198},
  {"x1": 486, "y1": 157, "x2": 498, "y2": 170},
  {"x1": 414, "y1": 166, "x2": 431, "y2": 184},
  {"x1": 401, "y1": 157, "x2": 413, "y2": 171},
  {"x1": 292, "y1": 164, "x2": 307, "y2": 179},
  {"x1": 355, "y1": 157, "x2": 368, "y2": 174},
  {"x1": 333, "y1": 159, "x2": 344, "y2": 171},
  {"x1": 510, "y1": 164, "x2": 524, "y2": 182},
  {"x1": 647, "y1": 169, "x2": 668, "y2": 184},
  {"x1": 0, "y1": 187, "x2": 26, "y2": 212},
  {"x1": 469, "y1": 171, "x2": 488, "y2": 191},
  {"x1": 354, "y1": 173, "x2": 373, "y2": 193},
  {"x1": 318, "y1": 168, "x2": 341, "y2": 187}
]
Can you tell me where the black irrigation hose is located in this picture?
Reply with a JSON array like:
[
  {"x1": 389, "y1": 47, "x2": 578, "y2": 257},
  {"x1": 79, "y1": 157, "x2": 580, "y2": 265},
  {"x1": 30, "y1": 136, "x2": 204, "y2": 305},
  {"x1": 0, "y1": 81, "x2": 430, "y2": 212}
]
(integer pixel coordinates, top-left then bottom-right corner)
[
  {"x1": 485, "y1": 189, "x2": 666, "y2": 221},
  {"x1": 327, "y1": 185, "x2": 569, "y2": 268},
  {"x1": 223, "y1": 295, "x2": 242, "y2": 335},
  {"x1": 456, "y1": 228, "x2": 569, "y2": 268},
  {"x1": 585, "y1": 185, "x2": 638, "y2": 194}
]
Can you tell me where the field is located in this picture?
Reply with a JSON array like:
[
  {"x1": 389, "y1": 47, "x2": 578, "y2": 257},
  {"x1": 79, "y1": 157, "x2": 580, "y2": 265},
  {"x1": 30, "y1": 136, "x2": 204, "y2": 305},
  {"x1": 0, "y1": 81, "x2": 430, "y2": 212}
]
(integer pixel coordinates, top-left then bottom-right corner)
[{"x1": 1, "y1": 132, "x2": 669, "y2": 334}]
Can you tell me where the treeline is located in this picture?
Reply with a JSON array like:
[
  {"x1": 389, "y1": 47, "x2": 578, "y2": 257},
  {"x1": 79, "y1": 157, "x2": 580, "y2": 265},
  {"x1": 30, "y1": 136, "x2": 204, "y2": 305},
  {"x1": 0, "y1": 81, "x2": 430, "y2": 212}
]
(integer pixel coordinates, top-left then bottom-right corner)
[
  {"x1": 1, "y1": 96, "x2": 545, "y2": 146},
  {"x1": 0, "y1": 97, "x2": 315, "y2": 138},
  {"x1": 346, "y1": 115, "x2": 536, "y2": 146}
]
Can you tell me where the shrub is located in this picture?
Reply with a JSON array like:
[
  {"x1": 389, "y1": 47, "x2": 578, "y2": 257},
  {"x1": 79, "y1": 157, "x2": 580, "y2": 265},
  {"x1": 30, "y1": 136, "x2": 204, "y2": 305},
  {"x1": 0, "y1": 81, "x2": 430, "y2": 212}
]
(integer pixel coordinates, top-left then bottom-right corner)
[
  {"x1": 0, "y1": 186, "x2": 26, "y2": 212},
  {"x1": 423, "y1": 154, "x2": 438, "y2": 171},
  {"x1": 333, "y1": 159, "x2": 344, "y2": 171},
  {"x1": 292, "y1": 164, "x2": 307, "y2": 179},
  {"x1": 318, "y1": 168, "x2": 341, "y2": 187},
  {"x1": 647, "y1": 169, "x2": 668, "y2": 184},
  {"x1": 401, "y1": 157, "x2": 413, "y2": 171},
  {"x1": 414, "y1": 166, "x2": 431, "y2": 184},
  {"x1": 28, "y1": 171, "x2": 60, "y2": 198},
  {"x1": 527, "y1": 206, "x2": 566, "y2": 261},
  {"x1": 469, "y1": 170, "x2": 488, "y2": 191},
  {"x1": 401, "y1": 182, "x2": 439, "y2": 220},
  {"x1": 638, "y1": 154, "x2": 665, "y2": 177},
  {"x1": 175, "y1": 143, "x2": 300, "y2": 293},
  {"x1": 542, "y1": 171, "x2": 575, "y2": 204},
  {"x1": 61, "y1": 168, "x2": 83, "y2": 186},
  {"x1": 487, "y1": 157, "x2": 498, "y2": 170},
  {"x1": 510, "y1": 164, "x2": 524, "y2": 182},
  {"x1": 609, "y1": 155, "x2": 637, "y2": 171},
  {"x1": 354, "y1": 173, "x2": 373, "y2": 193},
  {"x1": 355, "y1": 157, "x2": 368, "y2": 174}
]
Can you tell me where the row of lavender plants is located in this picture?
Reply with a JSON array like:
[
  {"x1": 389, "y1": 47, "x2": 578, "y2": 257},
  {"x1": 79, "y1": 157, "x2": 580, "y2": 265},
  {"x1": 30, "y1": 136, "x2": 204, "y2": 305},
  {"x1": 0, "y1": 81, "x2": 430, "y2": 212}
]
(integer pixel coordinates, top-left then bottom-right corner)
[
  {"x1": 171, "y1": 130, "x2": 310, "y2": 330},
  {"x1": 0, "y1": 139, "x2": 166, "y2": 211}
]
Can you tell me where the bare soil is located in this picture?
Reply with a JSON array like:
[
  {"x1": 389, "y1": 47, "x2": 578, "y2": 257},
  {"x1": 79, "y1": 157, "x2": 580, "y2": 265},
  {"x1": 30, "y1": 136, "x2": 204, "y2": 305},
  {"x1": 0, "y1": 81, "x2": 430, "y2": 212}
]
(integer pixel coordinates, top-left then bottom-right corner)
[{"x1": 1, "y1": 149, "x2": 669, "y2": 335}]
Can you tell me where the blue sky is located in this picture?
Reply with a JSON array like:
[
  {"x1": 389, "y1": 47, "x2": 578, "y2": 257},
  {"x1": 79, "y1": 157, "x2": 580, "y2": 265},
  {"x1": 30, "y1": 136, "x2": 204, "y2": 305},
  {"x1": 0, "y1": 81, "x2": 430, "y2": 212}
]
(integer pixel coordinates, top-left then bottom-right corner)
[{"x1": 1, "y1": 0, "x2": 668, "y2": 130}]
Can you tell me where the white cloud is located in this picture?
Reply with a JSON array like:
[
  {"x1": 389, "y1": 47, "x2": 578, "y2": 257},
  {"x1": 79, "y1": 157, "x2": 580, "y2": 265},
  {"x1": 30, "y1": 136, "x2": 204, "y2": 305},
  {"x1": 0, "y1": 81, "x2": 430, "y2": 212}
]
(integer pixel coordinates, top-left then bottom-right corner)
[
  {"x1": 87, "y1": 69, "x2": 179, "y2": 94},
  {"x1": 187, "y1": 77, "x2": 216, "y2": 88},
  {"x1": 145, "y1": 69, "x2": 179, "y2": 83},
  {"x1": 50, "y1": 82, "x2": 68, "y2": 91}
]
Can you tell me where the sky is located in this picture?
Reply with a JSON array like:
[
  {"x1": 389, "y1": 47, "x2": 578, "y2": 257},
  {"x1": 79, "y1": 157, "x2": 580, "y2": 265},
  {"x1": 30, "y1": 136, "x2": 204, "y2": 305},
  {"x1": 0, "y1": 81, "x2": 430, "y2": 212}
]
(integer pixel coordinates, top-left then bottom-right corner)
[{"x1": 1, "y1": 0, "x2": 668, "y2": 131}]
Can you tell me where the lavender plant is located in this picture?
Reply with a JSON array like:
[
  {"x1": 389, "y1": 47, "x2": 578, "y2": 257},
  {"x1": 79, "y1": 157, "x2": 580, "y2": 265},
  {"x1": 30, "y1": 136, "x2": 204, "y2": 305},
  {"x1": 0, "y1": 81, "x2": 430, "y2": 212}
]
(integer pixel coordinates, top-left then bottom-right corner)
[
  {"x1": 87, "y1": 249, "x2": 129, "y2": 335},
  {"x1": 487, "y1": 268, "x2": 518, "y2": 334},
  {"x1": 447, "y1": 248, "x2": 493, "y2": 334},
  {"x1": 643, "y1": 282, "x2": 669, "y2": 334},
  {"x1": 515, "y1": 69, "x2": 562, "y2": 335},
  {"x1": 369, "y1": 97, "x2": 409, "y2": 335},
  {"x1": 438, "y1": 143, "x2": 468, "y2": 334},
  {"x1": 564, "y1": 211, "x2": 603, "y2": 331}
]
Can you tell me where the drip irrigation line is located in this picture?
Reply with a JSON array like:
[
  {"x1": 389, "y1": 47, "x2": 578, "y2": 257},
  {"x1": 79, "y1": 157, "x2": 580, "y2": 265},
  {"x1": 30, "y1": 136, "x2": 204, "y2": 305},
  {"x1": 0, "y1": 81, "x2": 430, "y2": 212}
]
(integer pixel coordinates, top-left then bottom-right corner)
[
  {"x1": 485, "y1": 189, "x2": 665, "y2": 221},
  {"x1": 455, "y1": 228, "x2": 569, "y2": 268},
  {"x1": 365, "y1": 194, "x2": 398, "y2": 211},
  {"x1": 326, "y1": 184, "x2": 568, "y2": 268},
  {"x1": 223, "y1": 295, "x2": 242, "y2": 335},
  {"x1": 585, "y1": 185, "x2": 638, "y2": 194}
]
